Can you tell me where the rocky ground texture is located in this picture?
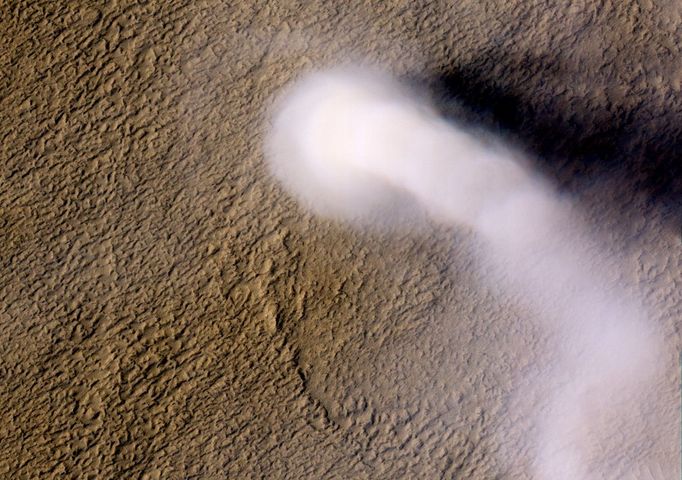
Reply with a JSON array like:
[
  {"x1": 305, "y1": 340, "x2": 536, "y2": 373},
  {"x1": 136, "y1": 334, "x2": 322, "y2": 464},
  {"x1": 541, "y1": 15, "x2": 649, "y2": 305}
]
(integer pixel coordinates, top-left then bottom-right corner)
[{"x1": 1, "y1": 1, "x2": 680, "y2": 478}]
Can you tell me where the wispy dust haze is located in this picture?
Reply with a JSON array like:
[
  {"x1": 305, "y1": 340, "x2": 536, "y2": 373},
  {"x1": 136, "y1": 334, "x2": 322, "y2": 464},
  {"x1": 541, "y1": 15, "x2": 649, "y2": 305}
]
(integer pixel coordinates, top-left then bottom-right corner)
[{"x1": 264, "y1": 68, "x2": 668, "y2": 478}]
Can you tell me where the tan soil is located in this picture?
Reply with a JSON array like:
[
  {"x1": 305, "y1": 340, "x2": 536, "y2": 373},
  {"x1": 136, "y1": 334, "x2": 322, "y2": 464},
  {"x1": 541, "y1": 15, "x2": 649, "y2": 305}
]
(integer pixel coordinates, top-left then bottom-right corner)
[{"x1": 0, "y1": 1, "x2": 680, "y2": 478}]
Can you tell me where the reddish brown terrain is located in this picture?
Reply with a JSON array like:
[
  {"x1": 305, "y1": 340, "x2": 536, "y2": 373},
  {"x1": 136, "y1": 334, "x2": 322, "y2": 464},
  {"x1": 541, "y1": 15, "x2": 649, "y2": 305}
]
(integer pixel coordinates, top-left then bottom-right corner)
[{"x1": 1, "y1": 1, "x2": 680, "y2": 478}]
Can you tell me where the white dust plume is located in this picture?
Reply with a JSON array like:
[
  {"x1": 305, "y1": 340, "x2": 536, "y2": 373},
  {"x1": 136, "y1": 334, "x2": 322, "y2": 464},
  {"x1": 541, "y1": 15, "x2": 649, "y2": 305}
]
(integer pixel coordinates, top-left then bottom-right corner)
[{"x1": 264, "y1": 67, "x2": 665, "y2": 478}]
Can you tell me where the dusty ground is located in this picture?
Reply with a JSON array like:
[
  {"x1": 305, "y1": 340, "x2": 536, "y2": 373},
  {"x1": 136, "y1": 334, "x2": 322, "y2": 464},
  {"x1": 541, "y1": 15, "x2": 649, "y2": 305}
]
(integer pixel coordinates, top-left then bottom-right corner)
[{"x1": 1, "y1": 1, "x2": 680, "y2": 478}]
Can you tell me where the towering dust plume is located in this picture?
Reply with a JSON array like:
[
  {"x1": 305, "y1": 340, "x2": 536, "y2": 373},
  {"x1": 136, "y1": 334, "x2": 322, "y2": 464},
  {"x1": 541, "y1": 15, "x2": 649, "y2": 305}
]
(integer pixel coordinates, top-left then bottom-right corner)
[{"x1": 264, "y1": 68, "x2": 664, "y2": 478}]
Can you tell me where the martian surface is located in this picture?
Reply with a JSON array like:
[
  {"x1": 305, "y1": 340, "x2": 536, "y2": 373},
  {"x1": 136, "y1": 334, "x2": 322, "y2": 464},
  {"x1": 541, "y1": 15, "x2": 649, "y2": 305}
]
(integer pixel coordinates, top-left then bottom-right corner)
[{"x1": 1, "y1": 1, "x2": 680, "y2": 479}]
